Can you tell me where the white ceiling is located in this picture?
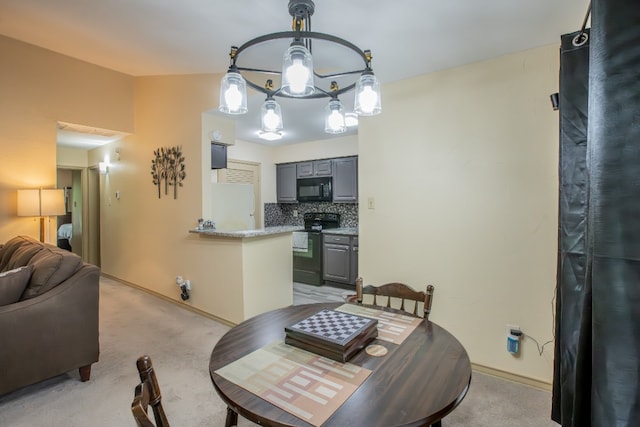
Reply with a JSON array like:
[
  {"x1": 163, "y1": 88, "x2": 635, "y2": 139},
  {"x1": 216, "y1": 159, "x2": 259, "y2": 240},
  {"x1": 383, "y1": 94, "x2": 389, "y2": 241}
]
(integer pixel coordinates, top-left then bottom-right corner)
[{"x1": 0, "y1": 0, "x2": 588, "y2": 146}]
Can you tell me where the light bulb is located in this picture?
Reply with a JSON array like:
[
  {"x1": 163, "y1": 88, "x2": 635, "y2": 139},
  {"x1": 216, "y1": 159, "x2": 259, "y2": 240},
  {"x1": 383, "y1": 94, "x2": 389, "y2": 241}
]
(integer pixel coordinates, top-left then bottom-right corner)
[
  {"x1": 358, "y1": 86, "x2": 378, "y2": 114},
  {"x1": 285, "y1": 59, "x2": 310, "y2": 94},
  {"x1": 224, "y1": 84, "x2": 243, "y2": 112},
  {"x1": 263, "y1": 109, "x2": 281, "y2": 131},
  {"x1": 327, "y1": 110, "x2": 345, "y2": 131}
]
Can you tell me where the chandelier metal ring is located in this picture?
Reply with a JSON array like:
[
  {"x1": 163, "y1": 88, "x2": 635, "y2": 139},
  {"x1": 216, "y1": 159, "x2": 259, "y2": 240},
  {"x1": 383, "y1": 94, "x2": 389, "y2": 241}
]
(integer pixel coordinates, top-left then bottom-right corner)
[{"x1": 231, "y1": 30, "x2": 371, "y2": 99}]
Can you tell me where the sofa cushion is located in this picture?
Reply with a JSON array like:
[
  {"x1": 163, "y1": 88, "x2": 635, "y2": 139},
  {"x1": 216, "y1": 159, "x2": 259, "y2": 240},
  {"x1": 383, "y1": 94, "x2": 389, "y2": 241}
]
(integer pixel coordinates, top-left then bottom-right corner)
[
  {"x1": 4, "y1": 242, "x2": 44, "y2": 271},
  {"x1": 0, "y1": 265, "x2": 33, "y2": 305},
  {"x1": 0, "y1": 236, "x2": 39, "y2": 272},
  {"x1": 21, "y1": 246, "x2": 83, "y2": 300}
]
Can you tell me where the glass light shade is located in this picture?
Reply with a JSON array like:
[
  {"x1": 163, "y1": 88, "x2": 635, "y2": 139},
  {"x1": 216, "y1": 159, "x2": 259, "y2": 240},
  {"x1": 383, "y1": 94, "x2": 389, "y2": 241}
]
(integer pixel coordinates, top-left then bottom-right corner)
[
  {"x1": 261, "y1": 98, "x2": 283, "y2": 132},
  {"x1": 219, "y1": 71, "x2": 248, "y2": 114},
  {"x1": 324, "y1": 99, "x2": 346, "y2": 134},
  {"x1": 281, "y1": 42, "x2": 314, "y2": 97},
  {"x1": 354, "y1": 72, "x2": 382, "y2": 116}
]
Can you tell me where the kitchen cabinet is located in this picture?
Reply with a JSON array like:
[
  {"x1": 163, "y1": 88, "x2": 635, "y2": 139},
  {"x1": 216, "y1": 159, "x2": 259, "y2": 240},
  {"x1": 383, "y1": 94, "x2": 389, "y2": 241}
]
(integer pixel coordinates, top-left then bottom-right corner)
[
  {"x1": 297, "y1": 160, "x2": 332, "y2": 178},
  {"x1": 276, "y1": 163, "x2": 297, "y2": 203},
  {"x1": 323, "y1": 233, "x2": 358, "y2": 286},
  {"x1": 332, "y1": 156, "x2": 358, "y2": 203}
]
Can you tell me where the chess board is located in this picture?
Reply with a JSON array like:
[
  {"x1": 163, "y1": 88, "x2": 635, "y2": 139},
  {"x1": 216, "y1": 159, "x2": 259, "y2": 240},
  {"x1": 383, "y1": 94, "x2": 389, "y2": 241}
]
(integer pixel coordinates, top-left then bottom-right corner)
[{"x1": 285, "y1": 309, "x2": 378, "y2": 362}]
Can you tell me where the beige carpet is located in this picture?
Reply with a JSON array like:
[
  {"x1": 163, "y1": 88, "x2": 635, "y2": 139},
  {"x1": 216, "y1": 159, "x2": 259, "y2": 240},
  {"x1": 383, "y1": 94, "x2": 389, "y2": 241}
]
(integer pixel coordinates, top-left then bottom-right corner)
[{"x1": 0, "y1": 277, "x2": 557, "y2": 426}]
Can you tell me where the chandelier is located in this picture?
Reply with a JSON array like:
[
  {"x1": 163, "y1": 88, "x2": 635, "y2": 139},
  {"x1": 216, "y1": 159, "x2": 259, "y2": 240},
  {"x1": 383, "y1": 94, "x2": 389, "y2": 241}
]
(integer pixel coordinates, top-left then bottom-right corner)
[{"x1": 218, "y1": 0, "x2": 382, "y2": 140}]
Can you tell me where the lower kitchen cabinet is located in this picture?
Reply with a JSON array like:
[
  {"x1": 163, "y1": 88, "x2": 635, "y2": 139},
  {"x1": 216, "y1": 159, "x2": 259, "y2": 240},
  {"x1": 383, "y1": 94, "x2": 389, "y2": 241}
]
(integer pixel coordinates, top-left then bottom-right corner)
[{"x1": 323, "y1": 234, "x2": 358, "y2": 286}]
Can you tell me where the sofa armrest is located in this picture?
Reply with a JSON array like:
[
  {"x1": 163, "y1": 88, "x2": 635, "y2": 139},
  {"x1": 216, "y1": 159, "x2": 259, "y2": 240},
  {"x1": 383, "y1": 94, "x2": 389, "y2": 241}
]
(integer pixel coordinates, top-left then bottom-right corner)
[{"x1": 0, "y1": 263, "x2": 100, "y2": 395}]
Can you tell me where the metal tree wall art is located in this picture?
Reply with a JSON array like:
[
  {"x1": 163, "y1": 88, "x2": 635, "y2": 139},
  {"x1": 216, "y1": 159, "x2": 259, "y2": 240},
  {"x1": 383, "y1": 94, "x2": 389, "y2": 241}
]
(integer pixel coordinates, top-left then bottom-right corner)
[{"x1": 151, "y1": 146, "x2": 186, "y2": 199}]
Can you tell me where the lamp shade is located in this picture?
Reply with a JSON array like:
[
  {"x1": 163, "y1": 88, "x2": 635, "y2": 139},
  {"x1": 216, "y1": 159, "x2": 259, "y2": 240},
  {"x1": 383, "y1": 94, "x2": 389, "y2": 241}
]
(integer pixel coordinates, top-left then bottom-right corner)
[
  {"x1": 354, "y1": 71, "x2": 382, "y2": 116},
  {"x1": 17, "y1": 189, "x2": 40, "y2": 217},
  {"x1": 40, "y1": 189, "x2": 66, "y2": 216},
  {"x1": 219, "y1": 70, "x2": 248, "y2": 114},
  {"x1": 17, "y1": 188, "x2": 65, "y2": 217},
  {"x1": 281, "y1": 42, "x2": 315, "y2": 97}
]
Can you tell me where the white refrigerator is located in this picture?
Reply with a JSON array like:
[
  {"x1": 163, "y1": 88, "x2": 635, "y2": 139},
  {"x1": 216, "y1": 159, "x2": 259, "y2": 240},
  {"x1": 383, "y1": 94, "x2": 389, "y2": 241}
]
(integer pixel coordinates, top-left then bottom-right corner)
[{"x1": 211, "y1": 182, "x2": 255, "y2": 231}]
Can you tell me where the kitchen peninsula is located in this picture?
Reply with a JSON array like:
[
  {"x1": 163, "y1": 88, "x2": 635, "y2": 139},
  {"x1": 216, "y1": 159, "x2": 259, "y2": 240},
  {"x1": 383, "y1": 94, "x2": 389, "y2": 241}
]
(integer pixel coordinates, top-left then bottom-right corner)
[{"x1": 188, "y1": 226, "x2": 301, "y2": 325}]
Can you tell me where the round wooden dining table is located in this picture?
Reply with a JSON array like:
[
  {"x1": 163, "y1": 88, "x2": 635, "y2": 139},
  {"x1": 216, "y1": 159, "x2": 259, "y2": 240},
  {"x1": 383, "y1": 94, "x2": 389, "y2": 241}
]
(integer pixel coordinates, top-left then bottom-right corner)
[{"x1": 209, "y1": 302, "x2": 471, "y2": 427}]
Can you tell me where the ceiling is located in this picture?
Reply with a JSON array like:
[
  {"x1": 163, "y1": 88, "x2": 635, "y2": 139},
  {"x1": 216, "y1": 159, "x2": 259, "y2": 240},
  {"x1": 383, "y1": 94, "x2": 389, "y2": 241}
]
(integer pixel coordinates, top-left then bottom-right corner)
[{"x1": 0, "y1": 0, "x2": 588, "y2": 147}]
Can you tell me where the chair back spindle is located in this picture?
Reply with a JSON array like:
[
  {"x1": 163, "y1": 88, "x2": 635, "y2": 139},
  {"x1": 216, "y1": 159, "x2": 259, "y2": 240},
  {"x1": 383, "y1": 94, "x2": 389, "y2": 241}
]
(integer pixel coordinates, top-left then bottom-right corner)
[{"x1": 355, "y1": 277, "x2": 435, "y2": 319}]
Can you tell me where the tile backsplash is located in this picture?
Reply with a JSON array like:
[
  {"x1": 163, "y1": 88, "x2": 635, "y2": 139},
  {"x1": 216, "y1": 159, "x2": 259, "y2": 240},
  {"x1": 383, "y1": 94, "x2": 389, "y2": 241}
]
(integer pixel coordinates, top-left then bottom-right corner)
[{"x1": 265, "y1": 203, "x2": 358, "y2": 228}]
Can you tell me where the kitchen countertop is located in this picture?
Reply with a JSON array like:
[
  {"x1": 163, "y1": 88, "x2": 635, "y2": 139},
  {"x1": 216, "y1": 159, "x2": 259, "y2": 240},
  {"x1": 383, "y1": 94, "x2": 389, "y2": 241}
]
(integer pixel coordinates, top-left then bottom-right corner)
[
  {"x1": 190, "y1": 225, "x2": 303, "y2": 238},
  {"x1": 323, "y1": 227, "x2": 358, "y2": 236}
]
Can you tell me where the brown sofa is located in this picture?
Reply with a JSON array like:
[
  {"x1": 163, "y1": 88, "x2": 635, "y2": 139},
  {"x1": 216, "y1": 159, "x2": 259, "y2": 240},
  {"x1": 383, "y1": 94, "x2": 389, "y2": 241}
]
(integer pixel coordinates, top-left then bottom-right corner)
[{"x1": 0, "y1": 235, "x2": 100, "y2": 396}]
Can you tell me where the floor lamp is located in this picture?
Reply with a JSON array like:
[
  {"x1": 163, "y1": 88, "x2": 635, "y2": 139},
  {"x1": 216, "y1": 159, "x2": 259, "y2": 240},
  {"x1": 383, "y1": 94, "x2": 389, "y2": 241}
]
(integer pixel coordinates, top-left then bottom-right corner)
[{"x1": 17, "y1": 188, "x2": 66, "y2": 242}]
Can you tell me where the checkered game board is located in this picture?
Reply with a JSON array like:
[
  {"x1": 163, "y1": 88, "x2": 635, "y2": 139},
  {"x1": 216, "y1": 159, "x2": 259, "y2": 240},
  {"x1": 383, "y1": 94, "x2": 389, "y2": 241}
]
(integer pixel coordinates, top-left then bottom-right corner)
[{"x1": 286, "y1": 309, "x2": 374, "y2": 345}]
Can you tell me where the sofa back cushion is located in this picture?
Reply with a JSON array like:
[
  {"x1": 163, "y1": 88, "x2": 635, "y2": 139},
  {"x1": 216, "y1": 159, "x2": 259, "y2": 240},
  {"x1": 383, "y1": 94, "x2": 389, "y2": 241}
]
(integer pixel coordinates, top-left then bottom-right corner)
[
  {"x1": 0, "y1": 236, "x2": 85, "y2": 300},
  {"x1": 21, "y1": 245, "x2": 83, "y2": 300},
  {"x1": 0, "y1": 265, "x2": 34, "y2": 305},
  {"x1": 0, "y1": 236, "x2": 38, "y2": 272}
]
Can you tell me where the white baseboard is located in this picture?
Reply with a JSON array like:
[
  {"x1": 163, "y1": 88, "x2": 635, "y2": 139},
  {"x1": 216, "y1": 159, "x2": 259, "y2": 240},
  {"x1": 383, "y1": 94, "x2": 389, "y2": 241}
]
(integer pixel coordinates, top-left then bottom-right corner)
[
  {"x1": 472, "y1": 363, "x2": 552, "y2": 391},
  {"x1": 101, "y1": 273, "x2": 237, "y2": 327}
]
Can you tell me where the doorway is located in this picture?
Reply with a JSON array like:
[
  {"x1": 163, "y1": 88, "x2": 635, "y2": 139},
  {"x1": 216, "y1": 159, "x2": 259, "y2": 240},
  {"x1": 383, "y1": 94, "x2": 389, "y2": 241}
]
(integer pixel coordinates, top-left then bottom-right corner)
[{"x1": 55, "y1": 166, "x2": 100, "y2": 266}]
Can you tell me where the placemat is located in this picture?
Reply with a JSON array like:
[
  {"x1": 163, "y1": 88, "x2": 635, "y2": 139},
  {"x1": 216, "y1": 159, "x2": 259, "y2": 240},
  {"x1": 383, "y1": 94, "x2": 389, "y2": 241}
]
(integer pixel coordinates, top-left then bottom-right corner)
[
  {"x1": 335, "y1": 303, "x2": 422, "y2": 344},
  {"x1": 215, "y1": 341, "x2": 372, "y2": 427}
]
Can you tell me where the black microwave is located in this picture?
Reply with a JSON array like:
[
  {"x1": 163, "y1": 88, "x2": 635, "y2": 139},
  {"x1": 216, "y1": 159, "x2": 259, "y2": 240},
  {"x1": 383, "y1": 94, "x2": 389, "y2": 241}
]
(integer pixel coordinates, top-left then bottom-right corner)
[{"x1": 297, "y1": 177, "x2": 333, "y2": 202}]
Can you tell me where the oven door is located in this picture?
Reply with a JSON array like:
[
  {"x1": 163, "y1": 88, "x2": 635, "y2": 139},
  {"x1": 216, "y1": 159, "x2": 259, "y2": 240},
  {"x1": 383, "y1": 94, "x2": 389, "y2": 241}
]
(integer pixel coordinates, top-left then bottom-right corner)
[{"x1": 293, "y1": 231, "x2": 323, "y2": 285}]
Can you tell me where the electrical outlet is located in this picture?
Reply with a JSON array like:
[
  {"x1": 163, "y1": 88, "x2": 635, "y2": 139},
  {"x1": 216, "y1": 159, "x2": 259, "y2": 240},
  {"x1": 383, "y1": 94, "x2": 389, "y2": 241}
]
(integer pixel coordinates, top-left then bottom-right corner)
[
  {"x1": 293, "y1": 209, "x2": 298, "y2": 217},
  {"x1": 184, "y1": 280, "x2": 192, "y2": 291}
]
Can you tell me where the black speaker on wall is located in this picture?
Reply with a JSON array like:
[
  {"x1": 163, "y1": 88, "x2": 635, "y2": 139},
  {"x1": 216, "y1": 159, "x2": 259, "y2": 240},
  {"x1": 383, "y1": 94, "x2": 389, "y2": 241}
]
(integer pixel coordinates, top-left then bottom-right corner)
[{"x1": 211, "y1": 143, "x2": 227, "y2": 169}]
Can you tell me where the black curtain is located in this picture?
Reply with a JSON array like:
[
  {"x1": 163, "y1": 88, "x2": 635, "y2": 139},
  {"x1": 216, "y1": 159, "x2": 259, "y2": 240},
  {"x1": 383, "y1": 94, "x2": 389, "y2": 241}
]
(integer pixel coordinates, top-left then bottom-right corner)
[
  {"x1": 552, "y1": 28, "x2": 591, "y2": 427},
  {"x1": 552, "y1": 0, "x2": 640, "y2": 425}
]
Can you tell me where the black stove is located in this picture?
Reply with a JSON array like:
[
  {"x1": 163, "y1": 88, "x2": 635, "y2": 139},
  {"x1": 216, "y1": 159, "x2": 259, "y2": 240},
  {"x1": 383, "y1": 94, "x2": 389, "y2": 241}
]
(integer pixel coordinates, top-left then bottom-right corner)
[
  {"x1": 294, "y1": 212, "x2": 341, "y2": 286},
  {"x1": 303, "y1": 212, "x2": 340, "y2": 232}
]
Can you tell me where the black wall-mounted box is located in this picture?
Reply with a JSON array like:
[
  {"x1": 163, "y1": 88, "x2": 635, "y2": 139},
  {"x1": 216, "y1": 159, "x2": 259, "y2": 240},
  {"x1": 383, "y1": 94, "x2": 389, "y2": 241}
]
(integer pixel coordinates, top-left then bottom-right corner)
[{"x1": 211, "y1": 143, "x2": 227, "y2": 169}]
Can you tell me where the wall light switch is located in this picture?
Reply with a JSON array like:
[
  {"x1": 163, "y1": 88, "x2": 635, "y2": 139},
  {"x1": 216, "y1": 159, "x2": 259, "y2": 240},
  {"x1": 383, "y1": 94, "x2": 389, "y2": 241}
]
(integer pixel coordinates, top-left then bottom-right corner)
[
  {"x1": 367, "y1": 197, "x2": 375, "y2": 210},
  {"x1": 115, "y1": 191, "x2": 121, "y2": 200}
]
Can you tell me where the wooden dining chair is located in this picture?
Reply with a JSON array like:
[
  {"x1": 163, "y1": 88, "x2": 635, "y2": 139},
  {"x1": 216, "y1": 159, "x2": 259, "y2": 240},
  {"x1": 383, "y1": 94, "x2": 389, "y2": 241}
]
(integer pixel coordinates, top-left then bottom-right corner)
[
  {"x1": 355, "y1": 277, "x2": 435, "y2": 319},
  {"x1": 131, "y1": 355, "x2": 170, "y2": 427},
  {"x1": 356, "y1": 278, "x2": 440, "y2": 426}
]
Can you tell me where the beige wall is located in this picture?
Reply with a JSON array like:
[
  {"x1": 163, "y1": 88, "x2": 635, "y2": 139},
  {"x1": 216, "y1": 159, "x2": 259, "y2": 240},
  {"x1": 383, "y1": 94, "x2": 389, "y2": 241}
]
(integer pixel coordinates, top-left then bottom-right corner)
[
  {"x1": 359, "y1": 44, "x2": 559, "y2": 383},
  {"x1": 0, "y1": 36, "x2": 134, "y2": 243},
  {"x1": 57, "y1": 146, "x2": 90, "y2": 168}
]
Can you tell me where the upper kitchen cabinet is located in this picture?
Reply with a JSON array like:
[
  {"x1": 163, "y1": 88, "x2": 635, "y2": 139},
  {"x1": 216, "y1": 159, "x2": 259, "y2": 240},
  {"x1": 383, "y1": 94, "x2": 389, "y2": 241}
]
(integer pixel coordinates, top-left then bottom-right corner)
[
  {"x1": 297, "y1": 160, "x2": 332, "y2": 178},
  {"x1": 332, "y1": 156, "x2": 358, "y2": 203},
  {"x1": 276, "y1": 163, "x2": 297, "y2": 203}
]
